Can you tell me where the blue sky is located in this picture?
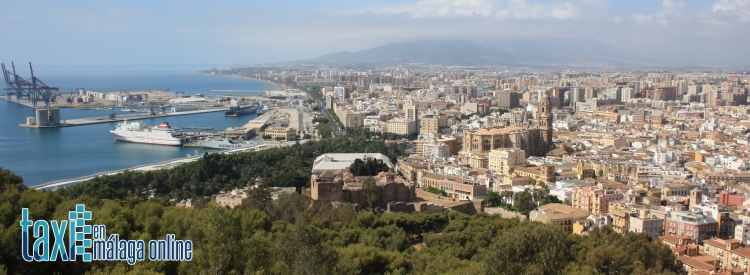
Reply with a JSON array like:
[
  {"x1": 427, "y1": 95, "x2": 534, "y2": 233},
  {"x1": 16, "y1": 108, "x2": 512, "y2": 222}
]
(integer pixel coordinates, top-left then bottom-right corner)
[{"x1": 1, "y1": 0, "x2": 748, "y2": 67}]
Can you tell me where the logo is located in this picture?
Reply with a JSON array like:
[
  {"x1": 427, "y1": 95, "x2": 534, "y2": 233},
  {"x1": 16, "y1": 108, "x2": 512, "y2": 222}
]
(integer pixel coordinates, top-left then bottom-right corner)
[{"x1": 20, "y1": 204, "x2": 192, "y2": 265}]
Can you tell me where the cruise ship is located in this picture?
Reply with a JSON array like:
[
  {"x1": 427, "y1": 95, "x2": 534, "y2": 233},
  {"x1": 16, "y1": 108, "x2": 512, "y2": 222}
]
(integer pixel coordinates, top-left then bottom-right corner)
[{"x1": 109, "y1": 120, "x2": 187, "y2": 146}]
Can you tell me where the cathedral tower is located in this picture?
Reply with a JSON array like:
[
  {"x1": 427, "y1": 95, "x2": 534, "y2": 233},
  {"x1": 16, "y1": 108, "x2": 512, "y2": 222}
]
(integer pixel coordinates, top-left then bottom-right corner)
[{"x1": 537, "y1": 95, "x2": 553, "y2": 145}]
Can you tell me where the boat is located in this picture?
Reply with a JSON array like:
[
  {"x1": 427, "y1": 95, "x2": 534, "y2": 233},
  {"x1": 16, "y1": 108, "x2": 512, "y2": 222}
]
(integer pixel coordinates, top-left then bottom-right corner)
[
  {"x1": 225, "y1": 99, "x2": 258, "y2": 117},
  {"x1": 199, "y1": 138, "x2": 255, "y2": 149},
  {"x1": 109, "y1": 120, "x2": 187, "y2": 146},
  {"x1": 120, "y1": 108, "x2": 133, "y2": 112}
]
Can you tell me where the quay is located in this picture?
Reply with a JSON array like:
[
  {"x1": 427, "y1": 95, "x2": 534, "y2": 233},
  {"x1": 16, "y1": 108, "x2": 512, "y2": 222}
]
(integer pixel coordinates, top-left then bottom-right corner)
[
  {"x1": 3, "y1": 96, "x2": 228, "y2": 128},
  {"x1": 18, "y1": 108, "x2": 228, "y2": 128}
]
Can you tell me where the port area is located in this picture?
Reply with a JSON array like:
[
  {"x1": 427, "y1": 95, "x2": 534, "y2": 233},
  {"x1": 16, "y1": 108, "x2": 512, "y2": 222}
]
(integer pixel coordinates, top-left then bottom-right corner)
[{"x1": 18, "y1": 108, "x2": 228, "y2": 128}]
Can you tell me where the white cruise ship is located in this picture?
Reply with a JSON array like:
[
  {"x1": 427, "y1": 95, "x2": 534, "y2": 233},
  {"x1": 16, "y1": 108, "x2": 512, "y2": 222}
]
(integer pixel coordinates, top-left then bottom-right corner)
[{"x1": 110, "y1": 120, "x2": 187, "y2": 146}]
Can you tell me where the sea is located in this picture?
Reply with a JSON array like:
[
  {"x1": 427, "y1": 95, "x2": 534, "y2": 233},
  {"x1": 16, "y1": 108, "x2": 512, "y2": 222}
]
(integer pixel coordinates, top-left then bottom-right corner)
[{"x1": 0, "y1": 65, "x2": 278, "y2": 186}]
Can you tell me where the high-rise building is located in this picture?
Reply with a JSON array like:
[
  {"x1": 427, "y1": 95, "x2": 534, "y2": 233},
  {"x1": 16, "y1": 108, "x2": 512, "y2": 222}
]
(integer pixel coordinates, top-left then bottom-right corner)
[
  {"x1": 420, "y1": 115, "x2": 439, "y2": 135},
  {"x1": 584, "y1": 87, "x2": 596, "y2": 99},
  {"x1": 570, "y1": 87, "x2": 585, "y2": 104},
  {"x1": 334, "y1": 86, "x2": 347, "y2": 101},
  {"x1": 620, "y1": 87, "x2": 634, "y2": 103},
  {"x1": 687, "y1": 84, "x2": 701, "y2": 95},
  {"x1": 404, "y1": 103, "x2": 417, "y2": 121},
  {"x1": 498, "y1": 91, "x2": 520, "y2": 109},
  {"x1": 652, "y1": 87, "x2": 677, "y2": 101}
]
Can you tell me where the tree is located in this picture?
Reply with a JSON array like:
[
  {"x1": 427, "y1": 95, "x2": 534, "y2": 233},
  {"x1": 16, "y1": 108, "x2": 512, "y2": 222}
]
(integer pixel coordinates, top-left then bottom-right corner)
[
  {"x1": 485, "y1": 192, "x2": 502, "y2": 207},
  {"x1": 275, "y1": 136, "x2": 285, "y2": 141},
  {"x1": 485, "y1": 223, "x2": 570, "y2": 275},
  {"x1": 303, "y1": 134, "x2": 312, "y2": 139},
  {"x1": 362, "y1": 177, "x2": 379, "y2": 208},
  {"x1": 312, "y1": 106, "x2": 320, "y2": 112},
  {"x1": 316, "y1": 124, "x2": 332, "y2": 139},
  {"x1": 539, "y1": 195, "x2": 563, "y2": 206}
]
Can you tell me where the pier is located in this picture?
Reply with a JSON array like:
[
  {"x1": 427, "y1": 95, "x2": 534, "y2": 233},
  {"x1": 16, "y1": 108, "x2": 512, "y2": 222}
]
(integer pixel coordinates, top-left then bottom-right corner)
[
  {"x1": 22, "y1": 108, "x2": 229, "y2": 128},
  {"x1": 3, "y1": 96, "x2": 229, "y2": 128}
]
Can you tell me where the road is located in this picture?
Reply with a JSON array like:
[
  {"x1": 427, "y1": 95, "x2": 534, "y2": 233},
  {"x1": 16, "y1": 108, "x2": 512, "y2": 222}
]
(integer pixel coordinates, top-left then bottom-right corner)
[{"x1": 318, "y1": 99, "x2": 342, "y2": 136}]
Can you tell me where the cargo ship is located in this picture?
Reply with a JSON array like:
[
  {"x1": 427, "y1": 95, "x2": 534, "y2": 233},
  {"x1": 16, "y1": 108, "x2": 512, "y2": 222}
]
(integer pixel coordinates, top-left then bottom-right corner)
[
  {"x1": 225, "y1": 99, "x2": 258, "y2": 117},
  {"x1": 109, "y1": 120, "x2": 187, "y2": 146}
]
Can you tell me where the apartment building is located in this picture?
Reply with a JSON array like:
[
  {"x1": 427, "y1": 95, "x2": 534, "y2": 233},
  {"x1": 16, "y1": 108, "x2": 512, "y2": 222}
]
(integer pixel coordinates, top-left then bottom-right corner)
[
  {"x1": 423, "y1": 142, "x2": 450, "y2": 159},
  {"x1": 387, "y1": 118, "x2": 418, "y2": 135},
  {"x1": 661, "y1": 182, "x2": 699, "y2": 199},
  {"x1": 423, "y1": 173, "x2": 488, "y2": 200},
  {"x1": 665, "y1": 211, "x2": 717, "y2": 243},
  {"x1": 628, "y1": 209, "x2": 665, "y2": 240},
  {"x1": 529, "y1": 203, "x2": 591, "y2": 234},
  {"x1": 571, "y1": 186, "x2": 624, "y2": 215},
  {"x1": 264, "y1": 126, "x2": 297, "y2": 141},
  {"x1": 513, "y1": 164, "x2": 556, "y2": 183},
  {"x1": 419, "y1": 114, "x2": 448, "y2": 135},
  {"x1": 703, "y1": 238, "x2": 750, "y2": 273},
  {"x1": 487, "y1": 148, "x2": 526, "y2": 175}
]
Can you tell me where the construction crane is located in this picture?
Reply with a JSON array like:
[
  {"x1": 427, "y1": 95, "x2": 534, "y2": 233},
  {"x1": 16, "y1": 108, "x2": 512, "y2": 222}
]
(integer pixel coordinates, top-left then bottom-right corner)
[{"x1": 1, "y1": 62, "x2": 60, "y2": 108}]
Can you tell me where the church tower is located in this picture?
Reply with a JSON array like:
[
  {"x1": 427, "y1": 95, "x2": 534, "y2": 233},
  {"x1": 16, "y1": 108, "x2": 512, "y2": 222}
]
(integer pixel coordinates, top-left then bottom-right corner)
[{"x1": 537, "y1": 95, "x2": 553, "y2": 145}]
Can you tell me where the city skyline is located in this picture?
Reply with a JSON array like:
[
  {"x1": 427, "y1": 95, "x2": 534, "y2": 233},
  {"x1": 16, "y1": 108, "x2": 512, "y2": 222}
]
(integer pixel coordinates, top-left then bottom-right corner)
[{"x1": 0, "y1": 0, "x2": 748, "y2": 66}]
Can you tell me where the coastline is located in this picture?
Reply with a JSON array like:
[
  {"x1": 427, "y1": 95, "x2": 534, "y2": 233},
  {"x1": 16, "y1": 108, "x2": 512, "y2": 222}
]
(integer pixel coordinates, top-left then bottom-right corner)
[{"x1": 197, "y1": 72, "x2": 285, "y2": 89}]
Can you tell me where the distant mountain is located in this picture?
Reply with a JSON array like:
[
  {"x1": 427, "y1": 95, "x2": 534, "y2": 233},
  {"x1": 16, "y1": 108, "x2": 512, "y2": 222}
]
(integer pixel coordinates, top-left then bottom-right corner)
[
  {"x1": 315, "y1": 39, "x2": 512, "y2": 65},
  {"x1": 312, "y1": 38, "x2": 643, "y2": 67},
  {"x1": 481, "y1": 37, "x2": 642, "y2": 64}
]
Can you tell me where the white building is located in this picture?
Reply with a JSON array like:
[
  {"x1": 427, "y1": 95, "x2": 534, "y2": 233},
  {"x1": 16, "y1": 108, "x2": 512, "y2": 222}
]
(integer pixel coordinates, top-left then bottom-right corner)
[
  {"x1": 311, "y1": 153, "x2": 394, "y2": 174},
  {"x1": 423, "y1": 142, "x2": 450, "y2": 160},
  {"x1": 334, "y1": 86, "x2": 347, "y2": 101}
]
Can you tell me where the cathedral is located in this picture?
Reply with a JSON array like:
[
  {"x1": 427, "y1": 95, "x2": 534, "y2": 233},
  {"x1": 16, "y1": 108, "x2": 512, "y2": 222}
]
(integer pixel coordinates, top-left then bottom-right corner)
[{"x1": 459, "y1": 96, "x2": 553, "y2": 168}]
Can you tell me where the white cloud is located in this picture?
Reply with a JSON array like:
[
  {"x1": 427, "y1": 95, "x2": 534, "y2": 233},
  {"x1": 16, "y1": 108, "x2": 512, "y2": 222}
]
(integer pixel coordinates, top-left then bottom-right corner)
[
  {"x1": 355, "y1": 0, "x2": 581, "y2": 20},
  {"x1": 631, "y1": 0, "x2": 685, "y2": 26},
  {"x1": 662, "y1": 0, "x2": 685, "y2": 12},
  {"x1": 712, "y1": 0, "x2": 750, "y2": 22}
]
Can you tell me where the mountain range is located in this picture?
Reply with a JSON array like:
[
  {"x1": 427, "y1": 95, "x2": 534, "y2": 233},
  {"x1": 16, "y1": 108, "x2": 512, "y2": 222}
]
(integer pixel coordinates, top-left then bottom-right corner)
[{"x1": 313, "y1": 38, "x2": 644, "y2": 67}]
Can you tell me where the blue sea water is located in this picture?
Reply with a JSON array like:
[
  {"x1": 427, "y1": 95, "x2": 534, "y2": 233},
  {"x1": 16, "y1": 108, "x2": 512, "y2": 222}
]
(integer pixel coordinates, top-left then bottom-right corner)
[{"x1": 0, "y1": 65, "x2": 277, "y2": 186}]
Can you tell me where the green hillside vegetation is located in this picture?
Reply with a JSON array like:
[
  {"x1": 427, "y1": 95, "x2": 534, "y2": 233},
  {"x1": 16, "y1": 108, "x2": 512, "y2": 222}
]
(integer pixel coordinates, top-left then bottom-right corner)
[{"x1": 0, "y1": 168, "x2": 680, "y2": 275}]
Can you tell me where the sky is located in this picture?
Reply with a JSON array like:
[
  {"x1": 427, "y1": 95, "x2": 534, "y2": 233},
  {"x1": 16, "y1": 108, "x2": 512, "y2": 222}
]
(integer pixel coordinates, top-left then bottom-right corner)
[{"x1": 0, "y1": 0, "x2": 748, "y2": 67}]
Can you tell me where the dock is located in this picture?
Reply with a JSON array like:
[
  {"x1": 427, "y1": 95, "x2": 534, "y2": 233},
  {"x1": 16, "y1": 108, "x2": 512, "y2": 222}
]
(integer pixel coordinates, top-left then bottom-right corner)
[
  {"x1": 3, "y1": 95, "x2": 228, "y2": 128},
  {"x1": 18, "y1": 108, "x2": 228, "y2": 128},
  {"x1": 243, "y1": 110, "x2": 275, "y2": 132}
]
